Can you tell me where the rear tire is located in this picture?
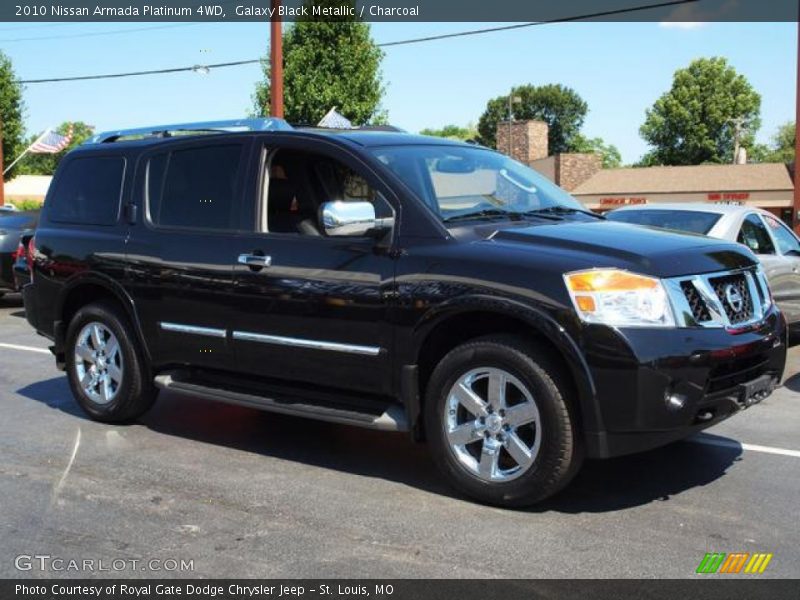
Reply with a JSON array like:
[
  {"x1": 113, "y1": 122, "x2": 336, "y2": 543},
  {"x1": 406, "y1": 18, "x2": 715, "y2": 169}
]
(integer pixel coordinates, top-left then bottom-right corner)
[
  {"x1": 424, "y1": 335, "x2": 582, "y2": 507},
  {"x1": 65, "y1": 302, "x2": 157, "y2": 423}
]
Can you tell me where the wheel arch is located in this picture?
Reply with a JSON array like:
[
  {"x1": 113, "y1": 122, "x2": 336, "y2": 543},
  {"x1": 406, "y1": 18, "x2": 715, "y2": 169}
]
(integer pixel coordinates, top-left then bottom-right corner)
[
  {"x1": 409, "y1": 297, "x2": 602, "y2": 443},
  {"x1": 53, "y1": 273, "x2": 151, "y2": 369}
]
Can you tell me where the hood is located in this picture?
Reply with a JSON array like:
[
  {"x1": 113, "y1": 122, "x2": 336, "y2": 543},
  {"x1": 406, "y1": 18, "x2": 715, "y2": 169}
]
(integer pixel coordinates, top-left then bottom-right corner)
[{"x1": 489, "y1": 220, "x2": 756, "y2": 278}]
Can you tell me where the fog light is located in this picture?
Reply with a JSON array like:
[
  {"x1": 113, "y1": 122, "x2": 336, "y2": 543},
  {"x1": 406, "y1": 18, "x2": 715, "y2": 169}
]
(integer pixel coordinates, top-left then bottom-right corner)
[{"x1": 665, "y1": 392, "x2": 687, "y2": 412}]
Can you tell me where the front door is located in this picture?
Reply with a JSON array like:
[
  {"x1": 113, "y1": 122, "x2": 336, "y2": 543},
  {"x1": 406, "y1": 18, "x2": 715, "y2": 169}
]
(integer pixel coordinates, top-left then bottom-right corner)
[
  {"x1": 760, "y1": 213, "x2": 800, "y2": 324},
  {"x1": 227, "y1": 139, "x2": 397, "y2": 396}
]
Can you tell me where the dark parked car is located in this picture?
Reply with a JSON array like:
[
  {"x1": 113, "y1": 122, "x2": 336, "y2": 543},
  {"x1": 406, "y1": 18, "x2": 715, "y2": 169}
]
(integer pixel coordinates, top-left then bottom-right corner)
[
  {"x1": 23, "y1": 118, "x2": 787, "y2": 506},
  {"x1": 0, "y1": 211, "x2": 38, "y2": 297},
  {"x1": 12, "y1": 229, "x2": 35, "y2": 290}
]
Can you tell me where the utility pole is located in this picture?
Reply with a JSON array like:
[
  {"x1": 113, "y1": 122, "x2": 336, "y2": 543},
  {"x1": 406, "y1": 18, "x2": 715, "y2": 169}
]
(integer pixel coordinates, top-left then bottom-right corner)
[
  {"x1": 270, "y1": 0, "x2": 284, "y2": 118},
  {"x1": 729, "y1": 117, "x2": 746, "y2": 164},
  {"x1": 507, "y1": 91, "x2": 521, "y2": 158},
  {"x1": 795, "y1": 15, "x2": 800, "y2": 233}
]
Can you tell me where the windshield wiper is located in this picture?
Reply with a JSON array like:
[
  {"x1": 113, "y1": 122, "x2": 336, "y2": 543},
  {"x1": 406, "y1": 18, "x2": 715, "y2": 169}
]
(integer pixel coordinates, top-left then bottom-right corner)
[
  {"x1": 526, "y1": 206, "x2": 605, "y2": 219},
  {"x1": 442, "y1": 209, "x2": 526, "y2": 223}
]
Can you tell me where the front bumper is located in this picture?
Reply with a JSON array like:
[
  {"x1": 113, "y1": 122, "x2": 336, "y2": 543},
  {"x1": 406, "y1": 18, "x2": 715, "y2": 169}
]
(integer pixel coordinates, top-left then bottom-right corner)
[{"x1": 582, "y1": 307, "x2": 786, "y2": 458}]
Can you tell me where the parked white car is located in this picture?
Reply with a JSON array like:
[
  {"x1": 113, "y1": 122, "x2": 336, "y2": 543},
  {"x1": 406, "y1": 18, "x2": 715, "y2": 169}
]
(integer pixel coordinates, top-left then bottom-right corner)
[{"x1": 607, "y1": 203, "x2": 800, "y2": 326}]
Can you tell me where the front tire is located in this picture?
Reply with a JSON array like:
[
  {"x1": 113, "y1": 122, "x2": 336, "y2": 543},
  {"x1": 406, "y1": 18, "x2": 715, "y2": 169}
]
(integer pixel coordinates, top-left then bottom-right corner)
[
  {"x1": 65, "y1": 302, "x2": 157, "y2": 423},
  {"x1": 424, "y1": 336, "x2": 582, "y2": 507}
]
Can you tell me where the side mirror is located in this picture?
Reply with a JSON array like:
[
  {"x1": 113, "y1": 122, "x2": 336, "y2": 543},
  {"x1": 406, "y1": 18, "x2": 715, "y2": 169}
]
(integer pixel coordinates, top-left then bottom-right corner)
[{"x1": 320, "y1": 200, "x2": 388, "y2": 237}]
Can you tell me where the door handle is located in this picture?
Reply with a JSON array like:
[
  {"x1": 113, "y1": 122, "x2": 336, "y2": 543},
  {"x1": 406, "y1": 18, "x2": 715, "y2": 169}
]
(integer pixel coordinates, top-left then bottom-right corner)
[{"x1": 238, "y1": 254, "x2": 272, "y2": 268}]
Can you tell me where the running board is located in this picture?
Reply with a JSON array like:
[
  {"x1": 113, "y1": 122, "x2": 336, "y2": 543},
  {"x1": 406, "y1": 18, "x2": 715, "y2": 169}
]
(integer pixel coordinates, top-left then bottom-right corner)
[{"x1": 153, "y1": 372, "x2": 409, "y2": 432}]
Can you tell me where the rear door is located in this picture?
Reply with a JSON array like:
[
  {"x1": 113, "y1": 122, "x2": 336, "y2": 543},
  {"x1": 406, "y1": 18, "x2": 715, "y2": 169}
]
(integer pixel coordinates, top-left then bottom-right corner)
[
  {"x1": 125, "y1": 137, "x2": 252, "y2": 371},
  {"x1": 226, "y1": 136, "x2": 398, "y2": 396}
]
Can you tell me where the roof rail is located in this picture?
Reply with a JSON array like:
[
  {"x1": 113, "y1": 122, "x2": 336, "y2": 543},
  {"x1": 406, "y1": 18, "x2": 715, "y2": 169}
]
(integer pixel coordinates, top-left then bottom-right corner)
[{"x1": 86, "y1": 117, "x2": 293, "y2": 144}]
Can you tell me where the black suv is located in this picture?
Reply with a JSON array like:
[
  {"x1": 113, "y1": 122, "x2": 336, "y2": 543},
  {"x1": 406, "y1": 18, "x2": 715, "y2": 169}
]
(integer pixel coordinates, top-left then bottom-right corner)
[{"x1": 23, "y1": 118, "x2": 786, "y2": 506}]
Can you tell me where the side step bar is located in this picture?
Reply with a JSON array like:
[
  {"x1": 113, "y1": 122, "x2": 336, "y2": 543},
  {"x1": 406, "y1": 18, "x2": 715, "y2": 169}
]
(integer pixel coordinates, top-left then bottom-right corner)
[{"x1": 153, "y1": 372, "x2": 409, "y2": 432}]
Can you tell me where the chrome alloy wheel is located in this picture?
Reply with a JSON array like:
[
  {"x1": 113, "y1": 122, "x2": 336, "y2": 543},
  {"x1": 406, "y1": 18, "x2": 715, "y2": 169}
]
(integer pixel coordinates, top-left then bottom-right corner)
[
  {"x1": 444, "y1": 367, "x2": 541, "y2": 483},
  {"x1": 73, "y1": 322, "x2": 123, "y2": 405}
]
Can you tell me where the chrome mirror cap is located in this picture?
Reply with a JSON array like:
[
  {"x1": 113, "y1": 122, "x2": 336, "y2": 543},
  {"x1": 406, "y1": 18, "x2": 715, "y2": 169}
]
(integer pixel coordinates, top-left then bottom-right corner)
[{"x1": 320, "y1": 201, "x2": 377, "y2": 237}]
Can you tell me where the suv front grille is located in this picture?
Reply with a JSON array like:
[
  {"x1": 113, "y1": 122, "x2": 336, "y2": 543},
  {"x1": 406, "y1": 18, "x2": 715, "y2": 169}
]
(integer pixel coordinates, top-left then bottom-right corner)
[
  {"x1": 708, "y1": 274, "x2": 754, "y2": 325},
  {"x1": 669, "y1": 268, "x2": 767, "y2": 329},
  {"x1": 680, "y1": 281, "x2": 711, "y2": 323}
]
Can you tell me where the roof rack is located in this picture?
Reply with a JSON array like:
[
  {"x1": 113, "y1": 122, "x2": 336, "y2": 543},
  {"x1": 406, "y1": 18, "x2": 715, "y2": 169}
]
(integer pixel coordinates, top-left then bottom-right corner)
[{"x1": 86, "y1": 117, "x2": 293, "y2": 144}]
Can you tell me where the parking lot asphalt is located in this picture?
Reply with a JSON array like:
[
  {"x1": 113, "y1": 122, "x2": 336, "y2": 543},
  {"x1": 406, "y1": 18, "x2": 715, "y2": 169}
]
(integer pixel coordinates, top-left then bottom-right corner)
[{"x1": 0, "y1": 292, "x2": 798, "y2": 579}]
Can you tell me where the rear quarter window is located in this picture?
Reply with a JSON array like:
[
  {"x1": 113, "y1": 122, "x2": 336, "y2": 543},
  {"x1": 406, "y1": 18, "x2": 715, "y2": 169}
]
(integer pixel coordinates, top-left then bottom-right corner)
[{"x1": 48, "y1": 156, "x2": 125, "y2": 226}]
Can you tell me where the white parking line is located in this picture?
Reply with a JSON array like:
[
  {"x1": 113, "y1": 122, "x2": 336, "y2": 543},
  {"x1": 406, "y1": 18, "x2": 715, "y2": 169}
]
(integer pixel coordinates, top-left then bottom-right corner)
[
  {"x1": 692, "y1": 436, "x2": 800, "y2": 459},
  {"x1": 0, "y1": 342, "x2": 50, "y2": 355},
  {"x1": 3, "y1": 339, "x2": 800, "y2": 460}
]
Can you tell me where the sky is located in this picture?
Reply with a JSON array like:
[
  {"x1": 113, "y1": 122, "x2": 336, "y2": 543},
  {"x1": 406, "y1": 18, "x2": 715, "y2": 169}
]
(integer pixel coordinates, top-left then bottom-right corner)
[{"x1": 0, "y1": 20, "x2": 796, "y2": 164}]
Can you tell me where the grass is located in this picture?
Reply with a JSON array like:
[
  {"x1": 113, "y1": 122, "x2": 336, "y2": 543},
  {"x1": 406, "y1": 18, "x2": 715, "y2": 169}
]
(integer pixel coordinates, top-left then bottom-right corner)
[{"x1": 7, "y1": 199, "x2": 43, "y2": 211}]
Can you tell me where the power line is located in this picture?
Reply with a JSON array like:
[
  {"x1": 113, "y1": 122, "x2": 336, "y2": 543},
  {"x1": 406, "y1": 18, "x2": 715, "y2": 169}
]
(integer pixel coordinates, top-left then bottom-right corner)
[
  {"x1": 0, "y1": 22, "x2": 199, "y2": 43},
  {"x1": 0, "y1": 0, "x2": 242, "y2": 41},
  {"x1": 379, "y1": 0, "x2": 697, "y2": 47},
  {"x1": 20, "y1": 59, "x2": 262, "y2": 84},
  {"x1": 16, "y1": 0, "x2": 697, "y2": 84}
]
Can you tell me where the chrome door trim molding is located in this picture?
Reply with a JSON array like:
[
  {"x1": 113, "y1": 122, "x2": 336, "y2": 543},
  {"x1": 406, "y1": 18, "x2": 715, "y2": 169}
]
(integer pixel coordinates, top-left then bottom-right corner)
[
  {"x1": 159, "y1": 322, "x2": 227, "y2": 338},
  {"x1": 232, "y1": 331, "x2": 381, "y2": 356}
]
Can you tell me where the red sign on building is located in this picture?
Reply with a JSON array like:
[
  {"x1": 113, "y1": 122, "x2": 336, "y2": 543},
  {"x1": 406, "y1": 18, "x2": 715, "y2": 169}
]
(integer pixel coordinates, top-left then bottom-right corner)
[
  {"x1": 708, "y1": 192, "x2": 750, "y2": 202},
  {"x1": 599, "y1": 197, "x2": 647, "y2": 206}
]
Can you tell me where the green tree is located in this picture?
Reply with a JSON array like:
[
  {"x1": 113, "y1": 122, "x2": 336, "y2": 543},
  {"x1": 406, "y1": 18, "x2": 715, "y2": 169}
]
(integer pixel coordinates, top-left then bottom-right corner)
[
  {"x1": 0, "y1": 50, "x2": 25, "y2": 179},
  {"x1": 751, "y1": 122, "x2": 795, "y2": 164},
  {"x1": 16, "y1": 121, "x2": 95, "y2": 176},
  {"x1": 477, "y1": 84, "x2": 588, "y2": 153},
  {"x1": 253, "y1": 0, "x2": 385, "y2": 125},
  {"x1": 419, "y1": 123, "x2": 478, "y2": 141},
  {"x1": 572, "y1": 134, "x2": 623, "y2": 169},
  {"x1": 640, "y1": 57, "x2": 761, "y2": 165}
]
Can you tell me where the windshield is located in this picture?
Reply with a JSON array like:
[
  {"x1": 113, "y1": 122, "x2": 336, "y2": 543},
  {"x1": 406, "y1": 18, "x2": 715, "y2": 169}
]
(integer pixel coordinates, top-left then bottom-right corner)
[
  {"x1": 370, "y1": 145, "x2": 587, "y2": 222},
  {"x1": 606, "y1": 209, "x2": 721, "y2": 235}
]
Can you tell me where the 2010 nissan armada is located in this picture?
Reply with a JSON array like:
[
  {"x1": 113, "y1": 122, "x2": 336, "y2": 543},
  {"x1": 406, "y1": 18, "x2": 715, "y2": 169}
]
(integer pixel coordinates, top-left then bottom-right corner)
[{"x1": 23, "y1": 118, "x2": 787, "y2": 506}]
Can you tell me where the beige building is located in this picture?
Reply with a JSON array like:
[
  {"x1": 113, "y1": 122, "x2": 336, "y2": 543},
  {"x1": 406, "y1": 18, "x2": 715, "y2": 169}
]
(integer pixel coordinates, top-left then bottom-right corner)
[
  {"x1": 497, "y1": 120, "x2": 796, "y2": 224},
  {"x1": 2, "y1": 175, "x2": 52, "y2": 204}
]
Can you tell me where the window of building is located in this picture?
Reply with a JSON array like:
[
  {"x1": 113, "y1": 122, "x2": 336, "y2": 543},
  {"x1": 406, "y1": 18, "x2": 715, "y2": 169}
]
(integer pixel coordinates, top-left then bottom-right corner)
[
  {"x1": 49, "y1": 157, "x2": 125, "y2": 225},
  {"x1": 764, "y1": 215, "x2": 800, "y2": 256},
  {"x1": 737, "y1": 214, "x2": 776, "y2": 255},
  {"x1": 147, "y1": 144, "x2": 243, "y2": 230}
]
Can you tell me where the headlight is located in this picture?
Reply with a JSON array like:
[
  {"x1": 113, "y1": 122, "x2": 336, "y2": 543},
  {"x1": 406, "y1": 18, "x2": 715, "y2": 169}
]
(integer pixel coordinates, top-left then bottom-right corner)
[{"x1": 564, "y1": 269, "x2": 676, "y2": 328}]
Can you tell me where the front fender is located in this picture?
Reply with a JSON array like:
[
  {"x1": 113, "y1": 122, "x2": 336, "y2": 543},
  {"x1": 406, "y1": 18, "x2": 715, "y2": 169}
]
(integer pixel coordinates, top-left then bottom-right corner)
[{"x1": 411, "y1": 295, "x2": 605, "y2": 441}]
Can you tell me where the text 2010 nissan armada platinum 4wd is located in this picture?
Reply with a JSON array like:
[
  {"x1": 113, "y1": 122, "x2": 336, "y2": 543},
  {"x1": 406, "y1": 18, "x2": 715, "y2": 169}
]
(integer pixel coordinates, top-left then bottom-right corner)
[{"x1": 23, "y1": 118, "x2": 787, "y2": 506}]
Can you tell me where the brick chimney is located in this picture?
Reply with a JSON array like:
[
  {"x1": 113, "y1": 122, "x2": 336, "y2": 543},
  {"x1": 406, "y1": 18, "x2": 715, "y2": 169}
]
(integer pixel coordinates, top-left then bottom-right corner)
[
  {"x1": 496, "y1": 120, "x2": 549, "y2": 165},
  {"x1": 555, "y1": 153, "x2": 602, "y2": 192},
  {"x1": 496, "y1": 120, "x2": 602, "y2": 191}
]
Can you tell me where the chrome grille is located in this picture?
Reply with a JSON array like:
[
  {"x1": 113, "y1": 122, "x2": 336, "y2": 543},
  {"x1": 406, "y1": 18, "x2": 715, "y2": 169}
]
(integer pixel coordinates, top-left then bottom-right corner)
[
  {"x1": 665, "y1": 267, "x2": 770, "y2": 329},
  {"x1": 680, "y1": 280, "x2": 711, "y2": 323},
  {"x1": 708, "y1": 274, "x2": 754, "y2": 325}
]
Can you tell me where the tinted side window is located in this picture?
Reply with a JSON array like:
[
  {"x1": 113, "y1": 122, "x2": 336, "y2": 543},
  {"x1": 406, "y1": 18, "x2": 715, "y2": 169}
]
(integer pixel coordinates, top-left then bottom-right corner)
[
  {"x1": 148, "y1": 144, "x2": 242, "y2": 230},
  {"x1": 49, "y1": 157, "x2": 125, "y2": 225},
  {"x1": 737, "y1": 214, "x2": 776, "y2": 255},
  {"x1": 764, "y1": 215, "x2": 800, "y2": 255}
]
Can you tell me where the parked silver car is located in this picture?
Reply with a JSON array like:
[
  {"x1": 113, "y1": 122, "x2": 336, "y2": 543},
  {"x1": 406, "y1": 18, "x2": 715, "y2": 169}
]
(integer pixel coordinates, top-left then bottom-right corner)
[{"x1": 607, "y1": 203, "x2": 800, "y2": 326}]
